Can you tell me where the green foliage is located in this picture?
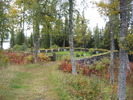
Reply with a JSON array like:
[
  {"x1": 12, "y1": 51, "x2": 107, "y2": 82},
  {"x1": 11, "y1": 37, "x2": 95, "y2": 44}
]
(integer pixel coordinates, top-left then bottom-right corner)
[
  {"x1": 74, "y1": 12, "x2": 90, "y2": 47},
  {"x1": 68, "y1": 77, "x2": 103, "y2": 99},
  {"x1": 15, "y1": 31, "x2": 25, "y2": 45},
  {"x1": 24, "y1": 55, "x2": 34, "y2": 64},
  {"x1": 118, "y1": 34, "x2": 133, "y2": 52},
  {"x1": 10, "y1": 33, "x2": 15, "y2": 48},
  {"x1": 27, "y1": 34, "x2": 33, "y2": 48},
  {"x1": 38, "y1": 53, "x2": 50, "y2": 62},
  {"x1": 0, "y1": 50, "x2": 9, "y2": 67},
  {"x1": 25, "y1": 53, "x2": 50, "y2": 64},
  {"x1": 81, "y1": 52, "x2": 84, "y2": 56},
  {"x1": 10, "y1": 72, "x2": 31, "y2": 89},
  {"x1": 93, "y1": 25, "x2": 101, "y2": 48},
  {"x1": 50, "y1": 44, "x2": 59, "y2": 49},
  {"x1": 0, "y1": 0, "x2": 9, "y2": 49},
  {"x1": 126, "y1": 34, "x2": 133, "y2": 51},
  {"x1": 93, "y1": 0, "x2": 120, "y2": 16},
  {"x1": 13, "y1": 44, "x2": 27, "y2": 51},
  {"x1": 51, "y1": 69, "x2": 117, "y2": 100},
  {"x1": 76, "y1": 53, "x2": 80, "y2": 57},
  {"x1": 90, "y1": 57, "x2": 109, "y2": 72}
]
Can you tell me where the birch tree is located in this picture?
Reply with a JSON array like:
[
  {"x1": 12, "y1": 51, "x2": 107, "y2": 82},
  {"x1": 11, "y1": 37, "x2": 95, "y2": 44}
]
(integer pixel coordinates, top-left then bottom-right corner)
[
  {"x1": 94, "y1": 0, "x2": 120, "y2": 84},
  {"x1": 69, "y1": 0, "x2": 77, "y2": 75},
  {"x1": 118, "y1": 0, "x2": 128, "y2": 99}
]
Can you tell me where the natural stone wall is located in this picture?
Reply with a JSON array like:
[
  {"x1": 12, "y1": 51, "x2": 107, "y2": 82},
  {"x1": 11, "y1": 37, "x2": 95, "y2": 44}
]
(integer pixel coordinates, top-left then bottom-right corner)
[
  {"x1": 40, "y1": 48, "x2": 108, "y2": 54},
  {"x1": 40, "y1": 48, "x2": 118, "y2": 63},
  {"x1": 76, "y1": 52, "x2": 119, "y2": 66}
]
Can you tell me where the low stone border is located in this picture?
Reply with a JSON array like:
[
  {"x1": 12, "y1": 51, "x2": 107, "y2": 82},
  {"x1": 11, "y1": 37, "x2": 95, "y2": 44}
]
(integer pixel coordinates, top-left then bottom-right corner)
[
  {"x1": 76, "y1": 52, "x2": 119, "y2": 66},
  {"x1": 40, "y1": 48, "x2": 109, "y2": 54}
]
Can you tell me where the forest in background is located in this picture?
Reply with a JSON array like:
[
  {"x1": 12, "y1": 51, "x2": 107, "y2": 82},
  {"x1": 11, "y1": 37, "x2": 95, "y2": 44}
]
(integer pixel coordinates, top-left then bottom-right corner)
[{"x1": 0, "y1": 0, "x2": 132, "y2": 51}]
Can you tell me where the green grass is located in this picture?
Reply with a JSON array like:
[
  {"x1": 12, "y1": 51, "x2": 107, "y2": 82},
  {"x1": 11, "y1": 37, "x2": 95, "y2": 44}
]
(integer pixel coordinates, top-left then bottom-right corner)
[
  {"x1": 0, "y1": 62, "x2": 132, "y2": 100},
  {"x1": 0, "y1": 62, "x2": 59, "y2": 100},
  {"x1": 10, "y1": 72, "x2": 32, "y2": 89},
  {"x1": 56, "y1": 51, "x2": 90, "y2": 57},
  {"x1": 47, "y1": 51, "x2": 91, "y2": 60},
  {"x1": 49, "y1": 67, "x2": 118, "y2": 100}
]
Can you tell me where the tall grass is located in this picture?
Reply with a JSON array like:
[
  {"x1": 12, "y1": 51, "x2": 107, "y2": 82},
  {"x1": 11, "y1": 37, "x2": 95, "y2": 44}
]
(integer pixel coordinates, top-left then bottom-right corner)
[{"x1": 49, "y1": 66, "x2": 117, "y2": 100}]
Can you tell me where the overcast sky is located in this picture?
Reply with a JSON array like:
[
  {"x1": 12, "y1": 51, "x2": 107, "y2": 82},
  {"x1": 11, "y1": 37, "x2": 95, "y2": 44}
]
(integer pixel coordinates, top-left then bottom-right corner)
[{"x1": 76, "y1": 0, "x2": 107, "y2": 30}]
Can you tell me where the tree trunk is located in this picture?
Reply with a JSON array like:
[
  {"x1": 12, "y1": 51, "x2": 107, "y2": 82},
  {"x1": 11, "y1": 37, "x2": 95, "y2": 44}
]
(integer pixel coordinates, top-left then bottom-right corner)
[
  {"x1": 109, "y1": 16, "x2": 115, "y2": 84},
  {"x1": 69, "y1": 0, "x2": 77, "y2": 75},
  {"x1": 63, "y1": 38, "x2": 65, "y2": 48},
  {"x1": 0, "y1": 40, "x2": 3, "y2": 49},
  {"x1": 22, "y1": 8, "x2": 26, "y2": 47},
  {"x1": 33, "y1": 20, "x2": 39, "y2": 63},
  {"x1": 34, "y1": 40, "x2": 39, "y2": 63},
  {"x1": 126, "y1": 53, "x2": 130, "y2": 71},
  {"x1": 118, "y1": 0, "x2": 128, "y2": 99},
  {"x1": 50, "y1": 34, "x2": 52, "y2": 48},
  {"x1": 118, "y1": 49, "x2": 127, "y2": 100},
  {"x1": 0, "y1": 32, "x2": 4, "y2": 49}
]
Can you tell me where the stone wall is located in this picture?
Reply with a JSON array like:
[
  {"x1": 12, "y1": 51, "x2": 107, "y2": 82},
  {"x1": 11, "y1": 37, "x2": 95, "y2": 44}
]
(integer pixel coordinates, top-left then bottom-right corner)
[
  {"x1": 76, "y1": 52, "x2": 119, "y2": 66},
  {"x1": 40, "y1": 48, "x2": 108, "y2": 54}
]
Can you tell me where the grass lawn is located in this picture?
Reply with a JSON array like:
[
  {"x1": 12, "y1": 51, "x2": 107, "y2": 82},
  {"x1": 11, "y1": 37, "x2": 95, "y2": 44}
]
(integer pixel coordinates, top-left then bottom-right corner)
[
  {"x1": 0, "y1": 62, "x2": 59, "y2": 100},
  {"x1": 0, "y1": 61, "x2": 132, "y2": 100},
  {"x1": 47, "y1": 51, "x2": 91, "y2": 60},
  {"x1": 0, "y1": 62, "x2": 115, "y2": 100}
]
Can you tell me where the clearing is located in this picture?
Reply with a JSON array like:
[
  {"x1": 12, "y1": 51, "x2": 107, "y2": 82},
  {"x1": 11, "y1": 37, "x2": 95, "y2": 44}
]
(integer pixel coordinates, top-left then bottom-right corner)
[{"x1": 0, "y1": 62, "x2": 59, "y2": 100}]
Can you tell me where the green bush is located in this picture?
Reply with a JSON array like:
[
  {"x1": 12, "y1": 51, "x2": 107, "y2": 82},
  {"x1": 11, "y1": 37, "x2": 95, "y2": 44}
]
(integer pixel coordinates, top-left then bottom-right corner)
[
  {"x1": 13, "y1": 44, "x2": 27, "y2": 51},
  {"x1": 25, "y1": 53, "x2": 50, "y2": 64},
  {"x1": 81, "y1": 52, "x2": 84, "y2": 56},
  {"x1": 24, "y1": 55, "x2": 34, "y2": 63},
  {"x1": 50, "y1": 45, "x2": 59, "y2": 49},
  {"x1": 61, "y1": 55, "x2": 71, "y2": 62},
  {"x1": 0, "y1": 51, "x2": 9, "y2": 67},
  {"x1": 76, "y1": 53, "x2": 80, "y2": 57},
  {"x1": 38, "y1": 53, "x2": 50, "y2": 62}
]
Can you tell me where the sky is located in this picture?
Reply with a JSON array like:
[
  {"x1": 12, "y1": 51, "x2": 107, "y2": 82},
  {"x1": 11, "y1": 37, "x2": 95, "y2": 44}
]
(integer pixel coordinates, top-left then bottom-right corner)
[
  {"x1": 76, "y1": 0, "x2": 107, "y2": 30},
  {"x1": 3, "y1": 0, "x2": 106, "y2": 49}
]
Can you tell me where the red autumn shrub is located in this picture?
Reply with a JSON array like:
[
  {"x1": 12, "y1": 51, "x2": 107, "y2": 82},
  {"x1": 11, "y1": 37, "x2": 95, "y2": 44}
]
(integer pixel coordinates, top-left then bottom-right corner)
[
  {"x1": 59, "y1": 57, "x2": 111, "y2": 78},
  {"x1": 24, "y1": 54, "x2": 34, "y2": 63},
  {"x1": 3, "y1": 51, "x2": 50, "y2": 65},
  {"x1": 3, "y1": 51, "x2": 26, "y2": 65},
  {"x1": 59, "y1": 60, "x2": 72, "y2": 72}
]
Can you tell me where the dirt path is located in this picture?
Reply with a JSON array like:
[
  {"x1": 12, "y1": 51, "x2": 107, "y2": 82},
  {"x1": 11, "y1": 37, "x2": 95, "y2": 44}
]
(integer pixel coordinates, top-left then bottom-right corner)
[{"x1": 0, "y1": 62, "x2": 59, "y2": 100}]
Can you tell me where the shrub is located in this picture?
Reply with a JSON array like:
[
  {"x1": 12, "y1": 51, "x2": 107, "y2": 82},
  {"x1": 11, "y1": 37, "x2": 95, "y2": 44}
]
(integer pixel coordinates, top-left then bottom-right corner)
[
  {"x1": 62, "y1": 55, "x2": 70, "y2": 61},
  {"x1": 67, "y1": 76, "x2": 114, "y2": 100},
  {"x1": 8, "y1": 53, "x2": 25, "y2": 64},
  {"x1": 81, "y1": 52, "x2": 84, "y2": 56},
  {"x1": 50, "y1": 44, "x2": 59, "y2": 49},
  {"x1": 38, "y1": 53, "x2": 50, "y2": 62},
  {"x1": 59, "y1": 55, "x2": 72, "y2": 72},
  {"x1": 0, "y1": 51, "x2": 9, "y2": 67},
  {"x1": 76, "y1": 53, "x2": 80, "y2": 57},
  {"x1": 13, "y1": 44, "x2": 27, "y2": 51},
  {"x1": 25, "y1": 53, "x2": 50, "y2": 64},
  {"x1": 59, "y1": 57, "x2": 110, "y2": 79},
  {"x1": 24, "y1": 55, "x2": 34, "y2": 63}
]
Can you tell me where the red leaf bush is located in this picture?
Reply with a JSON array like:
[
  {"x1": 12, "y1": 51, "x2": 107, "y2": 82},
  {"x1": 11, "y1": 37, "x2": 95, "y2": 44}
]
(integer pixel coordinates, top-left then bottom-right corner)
[
  {"x1": 3, "y1": 51, "x2": 26, "y2": 65},
  {"x1": 2, "y1": 51, "x2": 50, "y2": 65},
  {"x1": 59, "y1": 57, "x2": 72, "y2": 72},
  {"x1": 38, "y1": 53, "x2": 50, "y2": 62},
  {"x1": 59, "y1": 57, "x2": 112, "y2": 79}
]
